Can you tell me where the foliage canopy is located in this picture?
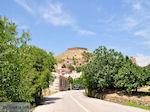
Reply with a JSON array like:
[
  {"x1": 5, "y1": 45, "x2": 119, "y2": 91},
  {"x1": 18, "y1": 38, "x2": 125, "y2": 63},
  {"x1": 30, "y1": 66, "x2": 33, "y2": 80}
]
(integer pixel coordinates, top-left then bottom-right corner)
[
  {"x1": 82, "y1": 46, "x2": 149, "y2": 94},
  {"x1": 0, "y1": 16, "x2": 56, "y2": 104}
]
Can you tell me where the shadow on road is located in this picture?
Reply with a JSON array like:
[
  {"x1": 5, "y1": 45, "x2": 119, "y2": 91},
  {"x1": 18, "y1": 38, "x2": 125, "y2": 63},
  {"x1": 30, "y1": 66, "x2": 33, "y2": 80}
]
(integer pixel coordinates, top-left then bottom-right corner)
[{"x1": 42, "y1": 97, "x2": 62, "y2": 105}]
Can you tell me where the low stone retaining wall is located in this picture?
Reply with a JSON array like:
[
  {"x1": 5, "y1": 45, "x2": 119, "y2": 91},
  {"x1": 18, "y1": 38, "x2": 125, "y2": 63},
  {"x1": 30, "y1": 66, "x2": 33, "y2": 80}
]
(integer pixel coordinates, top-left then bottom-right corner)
[
  {"x1": 42, "y1": 89, "x2": 58, "y2": 98},
  {"x1": 94, "y1": 92, "x2": 150, "y2": 106}
]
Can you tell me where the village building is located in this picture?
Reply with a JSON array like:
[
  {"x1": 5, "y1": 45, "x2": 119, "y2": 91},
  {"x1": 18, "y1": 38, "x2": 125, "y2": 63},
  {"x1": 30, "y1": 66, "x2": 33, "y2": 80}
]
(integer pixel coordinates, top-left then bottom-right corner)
[
  {"x1": 49, "y1": 64, "x2": 82, "y2": 92},
  {"x1": 49, "y1": 47, "x2": 88, "y2": 92},
  {"x1": 50, "y1": 72, "x2": 68, "y2": 91},
  {"x1": 64, "y1": 71, "x2": 82, "y2": 79}
]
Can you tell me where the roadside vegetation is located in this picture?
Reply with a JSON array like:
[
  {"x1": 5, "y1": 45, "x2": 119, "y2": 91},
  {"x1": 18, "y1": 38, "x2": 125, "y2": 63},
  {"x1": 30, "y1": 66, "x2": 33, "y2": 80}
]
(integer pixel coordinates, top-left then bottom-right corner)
[
  {"x1": 72, "y1": 74, "x2": 87, "y2": 89},
  {"x1": 73, "y1": 46, "x2": 150, "y2": 108},
  {"x1": 81, "y1": 46, "x2": 150, "y2": 95},
  {"x1": 1, "y1": 15, "x2": 150, "y2": 109},
  {"x1": 0, "y1": 16, "x2": 56, "y2": 105},
  {"x1": 122, "y1": 102, "x2": 150, "y2": 110}
]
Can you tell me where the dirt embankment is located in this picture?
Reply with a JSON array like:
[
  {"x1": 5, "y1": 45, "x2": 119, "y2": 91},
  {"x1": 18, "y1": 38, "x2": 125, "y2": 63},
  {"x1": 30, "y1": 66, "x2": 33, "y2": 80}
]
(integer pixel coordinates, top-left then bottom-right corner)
[
  {"x1": 55, "y1": 47, "x2": 89, "y2": 66},
  {"x1": 91, "y1": 88, "x2": 150, "y2": 106}
]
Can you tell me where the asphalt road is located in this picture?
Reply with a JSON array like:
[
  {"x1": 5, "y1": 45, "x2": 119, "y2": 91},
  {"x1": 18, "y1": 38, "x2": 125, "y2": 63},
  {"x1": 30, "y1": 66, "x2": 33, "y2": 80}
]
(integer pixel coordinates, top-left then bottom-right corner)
[{"x1": 33, "y1": 90, "x2": 150, "y2": 112}]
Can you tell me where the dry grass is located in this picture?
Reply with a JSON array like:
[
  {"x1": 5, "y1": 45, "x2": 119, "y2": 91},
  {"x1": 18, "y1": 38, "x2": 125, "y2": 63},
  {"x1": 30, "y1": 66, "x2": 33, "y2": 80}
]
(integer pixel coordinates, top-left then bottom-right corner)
[
  {"x1": 138, "y1": 86, "x2": 150, "y2": 92},
  {"x1": 94, "y1": 89, "x2": 150, "y2": 107},
  {"x1": 55, "y1": 48, "x2": 89, "y2": 66}
]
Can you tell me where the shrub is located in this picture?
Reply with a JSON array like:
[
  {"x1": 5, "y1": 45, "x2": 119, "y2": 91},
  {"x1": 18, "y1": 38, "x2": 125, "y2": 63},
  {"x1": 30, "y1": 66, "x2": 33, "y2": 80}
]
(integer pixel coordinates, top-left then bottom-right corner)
[
  {"x1": 114, "y1": 61, "x2": 146, "y2": 93},
  {"x1": 0, "y1": 16, "x2": 56, "y2": 104},
  {"x1": 68, "y1": 65, "x2": 75, "y2": 71},
  {"x1": 82, "y1": 46, "x2": 125, "y2": 92},
  {"x1": 82, "y1": 46, "x2": 148, "y2": 94}
]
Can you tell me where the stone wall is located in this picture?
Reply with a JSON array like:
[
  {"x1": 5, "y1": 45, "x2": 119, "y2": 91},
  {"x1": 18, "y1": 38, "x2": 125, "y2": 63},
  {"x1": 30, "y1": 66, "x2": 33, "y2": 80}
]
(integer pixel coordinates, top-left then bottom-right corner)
[
  {"x1": 94, "y1": 92, "x2": 150, "y2": 106},
  {"x1": 67, "y1": 47, "x2": 87, "y2": 51}
]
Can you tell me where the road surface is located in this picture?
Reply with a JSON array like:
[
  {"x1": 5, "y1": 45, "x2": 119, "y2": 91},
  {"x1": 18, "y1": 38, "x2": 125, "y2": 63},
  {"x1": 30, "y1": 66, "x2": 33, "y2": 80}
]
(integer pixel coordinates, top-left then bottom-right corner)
[{"x1": 33, "y1": 90, "x2": 150, "y2": 112}]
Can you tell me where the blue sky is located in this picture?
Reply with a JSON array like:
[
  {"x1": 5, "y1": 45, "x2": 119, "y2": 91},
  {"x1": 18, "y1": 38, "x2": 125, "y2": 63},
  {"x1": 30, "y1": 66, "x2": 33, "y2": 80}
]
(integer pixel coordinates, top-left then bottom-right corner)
[{"x1": 1, "y1": 0, "x2": 150, "y2": 66}]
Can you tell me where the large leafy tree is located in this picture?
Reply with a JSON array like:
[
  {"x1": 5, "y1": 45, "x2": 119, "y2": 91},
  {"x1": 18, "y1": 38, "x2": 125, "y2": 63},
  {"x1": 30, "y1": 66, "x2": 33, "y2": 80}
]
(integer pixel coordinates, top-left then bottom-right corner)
[
  {"x1": 114, "y1": 60, "x2": 146, "y2": 93},
  {"x1": 82, "y1": 46, "x2": 149, "y2": 95},
  {"x1": 0, "y1": 16, "x2": 31, "y2": 102},
  {"x1": 28, "y1": 46, "x2": 56, "y2": 103},
  {"x1": 83, "y1": 46, "x2": 125, "y2": 93},
  {"x1": 0, "y1": 16, "x2": 56, "y2": 103},
  {"x1": 72, "y1": 73, "x2": 87, "y2": 89},
  {"x1": 144, "y1": 65, "x2": 150, "y2": 86},
  {"x1": 68, "y1": 76, "x2": 73, "y2": 90}
]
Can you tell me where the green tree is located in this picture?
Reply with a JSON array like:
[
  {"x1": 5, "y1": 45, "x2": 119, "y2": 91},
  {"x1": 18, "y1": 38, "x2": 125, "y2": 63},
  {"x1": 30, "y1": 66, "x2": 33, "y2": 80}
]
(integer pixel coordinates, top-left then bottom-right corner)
[
  {"x1": 68, "y1": 76, "x2": 73, "y2": 84},
  {"x1": 68, "y1": 76, "x2": 73, "y2": 90},
  {"x1": 72, "y1": 73, "x2": 87, "y2": 89},
  {"x1": 0, "y1": 16, "x2": 31, "y2": 102},
  {"x1": 76, "y1": 66, "x2": 82, "y2": 73},
  {"x1": 145, "y1": 65, "x2": 150, "y2": 86},
  {"x1": 68, "y1": 65, "x2": 75, "y2": 71},
  {"x1": 27, "y1": 46, "x2": 56, "y2": 103},
  {"x1": 82, "y1": 46, "x2": 125, "y2": 94},
  {"x1": 114, "y1": 60, "x2": 146, "y2": 93},
  {"x1": 0, "y1": 16, "x2": 56, "y2": 104},
  {"x1": 82, "y1": 46, "x2": 149, "y2": 95},
  {"x1": 73, "y1": 56, "x2": 76, "y2": 65},
  {"x1": 62, "y1": 64, "x2": 66, "y2": 68}
]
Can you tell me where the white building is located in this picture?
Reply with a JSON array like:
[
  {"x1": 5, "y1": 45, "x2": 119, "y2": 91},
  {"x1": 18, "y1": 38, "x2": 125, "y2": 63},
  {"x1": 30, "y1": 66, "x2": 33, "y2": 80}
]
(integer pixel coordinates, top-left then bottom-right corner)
[
  {"x1": 50, "y1": 72, "x2": 68, "y2": 91},
  {"x1": 64, "y1": 71, "x2": 82, "y2": 79}
]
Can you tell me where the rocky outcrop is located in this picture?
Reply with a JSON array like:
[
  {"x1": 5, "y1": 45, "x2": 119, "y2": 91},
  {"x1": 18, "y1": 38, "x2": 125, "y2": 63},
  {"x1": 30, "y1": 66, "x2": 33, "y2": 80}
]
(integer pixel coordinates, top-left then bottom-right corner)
[
  {"x1": 55, "y1": 47, "x2": 89, "y2": 67},
  {"x1": 67, "y1": 47, "x2": 88, "y2": 51}
]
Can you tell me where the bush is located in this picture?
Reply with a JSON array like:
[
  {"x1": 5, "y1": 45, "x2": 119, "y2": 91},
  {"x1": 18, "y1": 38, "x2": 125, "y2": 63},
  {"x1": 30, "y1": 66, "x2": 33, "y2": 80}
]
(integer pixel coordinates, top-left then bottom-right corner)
[
  {"x1": 76, "y1": 67, "x2": 82, "y2": 73},
  {"x1": 0, "y1": 16, "x2": 56, "y2": 104},
  {"x1": 82, "y1": 46, "x2": 125, "y2": 92},
  {"x1": 114, "y1": 61, "x2": 146, "y2": 93},
  {"x1": 82, "y1": 46, "x2": 148, "y2": 94},
  {"x1": 62, "y1": 64, "x2": 66, "y2": 68},
  {"x1": 68, "y1": 65, "x2": 75, "y2": 71},
  {"x1": 145, "y1": 66, "x2": 150, "y2": 86},
  {"x1": 68, "y1": 76, "x2": 73, "y2": 84}
]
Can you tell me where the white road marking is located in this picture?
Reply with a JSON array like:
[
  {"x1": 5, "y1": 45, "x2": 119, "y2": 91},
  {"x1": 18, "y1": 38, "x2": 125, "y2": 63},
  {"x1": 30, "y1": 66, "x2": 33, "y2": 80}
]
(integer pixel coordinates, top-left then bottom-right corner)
[{"x1": 70, "y1": 92, "x2": 90, "y2": 112}]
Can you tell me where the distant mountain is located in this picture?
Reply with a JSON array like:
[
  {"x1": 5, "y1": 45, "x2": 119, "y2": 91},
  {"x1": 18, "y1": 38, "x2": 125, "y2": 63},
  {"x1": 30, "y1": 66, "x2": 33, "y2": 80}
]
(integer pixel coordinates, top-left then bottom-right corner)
[{"x1": 55, "y1": 47, "x2": 89, "y2": 67}]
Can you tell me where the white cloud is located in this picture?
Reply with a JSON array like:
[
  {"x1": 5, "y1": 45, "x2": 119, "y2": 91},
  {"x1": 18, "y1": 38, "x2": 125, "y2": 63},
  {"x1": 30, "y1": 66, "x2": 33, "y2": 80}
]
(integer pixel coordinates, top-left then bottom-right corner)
[
  {"x1": 143, "y1": 41, "x2": 150, "y2": 45},
  {"x1": 136, "y1": 53, "x2": 150, "y2": 66},
  {"x1": 15, "y1": 0, "x2": 95, "y2": 35},
  {"x1": 132, "y1": 2, "x2": 141, "y2": 10},
  {"x1": 40, "y1": 2, "x2": 75, "y2": 26},
  {"x1": 123, "y1": 0, "x2": 142, "y2": 10},
  {"x1": 134, "y1": 30, "x2": 150, "y2": 39},
  {"x1": 39, "y1": 2, "x2": 95, "y2": 35},
  {"x1": 15, "y1": 0, "x2": 34, "y2": 14},
  {"x1": 121, "y1": 0, "x2": 150, "y2": 45},
  {"x1": 77, "y1": 29, "x2": 96, "y2": 35},
  {"x1": 122, "y1": 17, "x2": 139, "y2": 30}
]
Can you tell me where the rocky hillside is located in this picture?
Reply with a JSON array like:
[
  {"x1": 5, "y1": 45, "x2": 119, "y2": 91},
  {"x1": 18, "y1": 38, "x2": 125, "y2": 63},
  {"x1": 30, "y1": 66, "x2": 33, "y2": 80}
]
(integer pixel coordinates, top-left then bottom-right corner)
[{"x1": 55, "y1": 47, "x2": 89, "y2": 67}]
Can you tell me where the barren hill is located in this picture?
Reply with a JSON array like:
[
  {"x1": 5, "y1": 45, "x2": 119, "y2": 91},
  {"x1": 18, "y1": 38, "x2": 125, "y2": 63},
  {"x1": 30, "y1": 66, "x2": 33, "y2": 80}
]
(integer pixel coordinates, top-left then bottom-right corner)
[{"x1": 55, "y1": 47, "x2": 89, "y2": 67}]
